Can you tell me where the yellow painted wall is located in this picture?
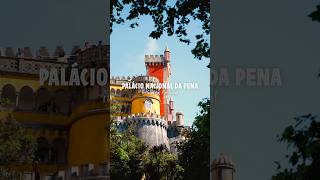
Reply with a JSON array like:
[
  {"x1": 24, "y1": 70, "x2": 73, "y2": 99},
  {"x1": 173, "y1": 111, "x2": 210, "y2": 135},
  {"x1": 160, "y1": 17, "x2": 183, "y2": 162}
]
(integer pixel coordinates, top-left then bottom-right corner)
[
  {"x1": 131, "y1": 93, "x2": 160, "y2": 115},
  {"x1": 13, "y1": 111, "x2": 70, "y2": 125},
  {"x1": 68, "y1": 113, "x2": 109, "y2": 166},
  {"x1": 68, "y1": 101, "x2": 109, "y2": 166},
  {"x1": 0, "y1": 76, "x2": 40, "y2": 91}
]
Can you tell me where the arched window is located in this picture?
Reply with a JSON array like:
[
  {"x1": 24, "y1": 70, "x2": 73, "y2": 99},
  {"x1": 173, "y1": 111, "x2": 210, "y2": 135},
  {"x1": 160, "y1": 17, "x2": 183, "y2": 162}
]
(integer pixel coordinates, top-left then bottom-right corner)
[
  {"x1": 18, "y1": 86, "x2": 34, "y2": 110},
  {"x1": 36, "y1": 137, "x2": 50, "y2": 163},
  {"x1": 144, "y1": 99, "x2": 153, "y2": 111},
  {"x1": 51, "y1": 138, "x2": 67, "y2": 164},
  {"x1": 35, "y1": 87, "x2": 51, "y2": 113},
  {"x1": 1, "y1": 84, "x2": 16, "y2": 106},
  {"x1": 53, "y1": 90, "x2": 70, "y2": 115},
  {"x1": 120, "y1": 105, "x2": 125, "y2": 113},
  {"x1": 115, "y1": 89, "x2": 121, "y2": 96},
  {"x1": 126, "y1": 105, "x2": 131, "y2": 114},
  {"x1": 110, "y1": 88, "x2": 115, "y2": 96}
]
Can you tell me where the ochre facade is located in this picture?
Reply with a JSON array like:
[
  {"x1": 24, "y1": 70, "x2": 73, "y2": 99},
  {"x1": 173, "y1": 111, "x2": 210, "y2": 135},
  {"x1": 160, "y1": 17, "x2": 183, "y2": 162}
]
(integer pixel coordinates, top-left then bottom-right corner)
[{"x1": 0, "y1": 43, "x2": 110, "y2": 179}]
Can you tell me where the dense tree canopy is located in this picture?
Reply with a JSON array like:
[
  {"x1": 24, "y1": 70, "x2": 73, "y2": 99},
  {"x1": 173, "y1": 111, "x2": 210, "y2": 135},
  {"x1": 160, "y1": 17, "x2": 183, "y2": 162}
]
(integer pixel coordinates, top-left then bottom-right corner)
[
  {"x1": 309, "y1": 5, "x2": 320, "y2": 22},
  {"x1": 110, "y1": 98, "x2": 210, "y2": 180},
  {"x1": 143, "y1": 145, "x2": 183, "y2": 180},
  {"x1": 110, "y1": 124, "x2": 147, "y2": 180},
  {"x1": 178, "y1": 98, "x2": 210, "y2": 180},
  {"x1": 0, "y1": 98, "x2": 37, "y2": 179},
  {"x1": 272, "y1": 114, "x2": 320, "y2": 180},
  {"x1": 110, "y1": 0, "x2": 210, "y2": 60},
  {"x1": 110, "y1": 123, "x2": 184, "y2": 180}
]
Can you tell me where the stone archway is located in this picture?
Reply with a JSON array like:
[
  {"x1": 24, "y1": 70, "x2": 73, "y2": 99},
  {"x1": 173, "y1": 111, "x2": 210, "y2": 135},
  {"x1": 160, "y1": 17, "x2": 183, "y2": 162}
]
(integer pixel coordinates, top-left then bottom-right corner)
[
  {"x1": 53, "y1": 90, "x2": 70, "y2": 115},
  {"x1": 36, "y1": 137, "x2": 50, "y2": 163},
  {"x1": 1, "y1": 84, "x2": 16, "y2": 106},
  {"x1": 51, "y1": 138, "x2": 67, "y2": 164},
  {"x1": 18, "y1": 86, "x2": 35, "y2": 110},
  {"x1": 35, "y1": 87, "x2": 51, "y2": 113}
]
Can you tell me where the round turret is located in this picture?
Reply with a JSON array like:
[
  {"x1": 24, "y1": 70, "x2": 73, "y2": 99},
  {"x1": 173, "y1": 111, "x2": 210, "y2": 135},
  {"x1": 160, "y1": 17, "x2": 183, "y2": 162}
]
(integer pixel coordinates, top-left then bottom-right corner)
[
  {"x1": 175, "y1": 112, "x2": 184, "y2": 127},
  {"x1": 211, "y1": 153, "x2": 235, "y2": 180}
]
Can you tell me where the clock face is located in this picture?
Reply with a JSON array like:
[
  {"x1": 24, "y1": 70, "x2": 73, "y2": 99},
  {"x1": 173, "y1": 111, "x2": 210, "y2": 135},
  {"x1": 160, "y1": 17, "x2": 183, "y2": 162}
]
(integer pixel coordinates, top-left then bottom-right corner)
[{"x1": 144, "y1": 99, "x2": 153, "y2": 110}]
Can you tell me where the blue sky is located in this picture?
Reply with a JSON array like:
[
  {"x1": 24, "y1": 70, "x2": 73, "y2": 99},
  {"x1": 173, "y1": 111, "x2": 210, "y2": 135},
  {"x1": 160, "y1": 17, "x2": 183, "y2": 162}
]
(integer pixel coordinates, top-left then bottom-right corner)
[{"x1": 111, "y1": 16, "x2": 210, "y2": 126}]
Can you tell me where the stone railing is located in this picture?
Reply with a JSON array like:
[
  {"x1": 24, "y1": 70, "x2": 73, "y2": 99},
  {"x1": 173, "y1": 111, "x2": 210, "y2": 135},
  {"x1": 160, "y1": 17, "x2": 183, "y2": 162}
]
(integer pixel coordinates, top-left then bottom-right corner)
[{"x1": 0, "y1": 57, "x2": 69, "y2": 75}]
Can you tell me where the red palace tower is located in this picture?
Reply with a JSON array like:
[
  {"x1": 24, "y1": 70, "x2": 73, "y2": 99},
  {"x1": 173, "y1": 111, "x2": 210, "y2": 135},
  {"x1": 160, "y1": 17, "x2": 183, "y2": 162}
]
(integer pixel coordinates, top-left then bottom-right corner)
[{"x1": 145, "y1": 46, "x2": 171, "y2": 118}]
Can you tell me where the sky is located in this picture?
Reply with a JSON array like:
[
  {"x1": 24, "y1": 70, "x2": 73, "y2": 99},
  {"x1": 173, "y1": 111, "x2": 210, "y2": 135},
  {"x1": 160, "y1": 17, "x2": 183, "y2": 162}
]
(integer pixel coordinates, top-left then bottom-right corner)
[
  {"x1": 212, "y1": 1, "x2": 320, "y2": 179},
  {"x1": 111, "y1": 16, "x2": 210, "y2": 126},
  {"x1": 0, "y1": 0, "x2": 107, "y2": 53}
]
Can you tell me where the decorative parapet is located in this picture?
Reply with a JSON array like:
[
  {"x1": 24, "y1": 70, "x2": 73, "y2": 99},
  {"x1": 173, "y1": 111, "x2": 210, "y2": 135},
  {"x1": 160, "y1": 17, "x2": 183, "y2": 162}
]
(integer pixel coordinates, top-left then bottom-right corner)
[
  {"x1": 113, "y1": 112, "x2": 168, "y2": 129},
  {"x1": 0, "y1": 43, "x2": 108, "y2": 75},
  {"x1": 145, "y1": 55, "x2": 164, "y2": 63},
  {"x1": 132, "y1": 75, "x2": 159, "y2": 83},
  {"x1": 0, "y1": 57, "x2": 69, "y2": 74},
  {"x1": 110, "y1": 76, "x2": 131, "y2": 86},
  {"x1": 144, "y1": 55, "x2": 166, "y2": 65}
]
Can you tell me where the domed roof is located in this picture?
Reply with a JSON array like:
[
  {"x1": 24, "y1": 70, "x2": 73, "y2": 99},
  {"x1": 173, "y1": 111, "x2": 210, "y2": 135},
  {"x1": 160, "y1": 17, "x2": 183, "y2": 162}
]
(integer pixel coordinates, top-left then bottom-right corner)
[{"x1": 212, "y1": 153, "x2": 235, "y2": 169}]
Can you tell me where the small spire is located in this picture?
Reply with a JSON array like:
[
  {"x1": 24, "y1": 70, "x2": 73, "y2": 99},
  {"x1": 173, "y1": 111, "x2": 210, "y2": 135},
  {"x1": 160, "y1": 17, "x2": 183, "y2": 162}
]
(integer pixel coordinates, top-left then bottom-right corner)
[{"x1": 164, "y1": 45, "x2": 170, "y2": 52}]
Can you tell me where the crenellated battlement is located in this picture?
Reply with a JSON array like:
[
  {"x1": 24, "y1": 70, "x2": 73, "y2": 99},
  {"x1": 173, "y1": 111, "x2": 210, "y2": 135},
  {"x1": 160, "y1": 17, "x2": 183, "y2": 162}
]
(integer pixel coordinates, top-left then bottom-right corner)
[
  {"x1": 145, "y1": 54, "x2": 164, "y2": 62},
  {"x1": 0, "y1": 42, "x2": 108, "y2": 75},
  {"x1": 111, "y1": 76, "x2": 131, "y2": 81},
  {"x1": 113, "y1": 112, "x2": 168, "y2": 128},
  {"x1": 0, "y1": 46, "x2": 75, "y2": 59},
  {"x1": 145, "y1": 54, "x2": 165, "y2": 65},
  {"x1": 132, "y1": 75, "x2": 160, "y2": 83},
  {"x1": 110, "y1": 75, "x2": 160, "y2": 86}
]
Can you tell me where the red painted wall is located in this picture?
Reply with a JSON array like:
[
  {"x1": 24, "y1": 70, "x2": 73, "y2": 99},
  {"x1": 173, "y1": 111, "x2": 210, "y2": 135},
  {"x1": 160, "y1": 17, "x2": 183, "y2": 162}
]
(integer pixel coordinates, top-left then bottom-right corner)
[{"x1": 146, "y1": 64, "x2": 166, "y2": 116}]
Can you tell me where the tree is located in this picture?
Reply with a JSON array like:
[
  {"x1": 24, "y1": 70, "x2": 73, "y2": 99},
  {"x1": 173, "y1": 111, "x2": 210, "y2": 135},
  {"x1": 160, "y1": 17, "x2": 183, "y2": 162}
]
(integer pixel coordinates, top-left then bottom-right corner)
[
  {"x1": 110, "y1": 117, "x2": 184, "y2": 180},
  {"x1": 111, "y1": 0, "x2": 210, "y2": 60},
  {"x1": 309, "y1": 5, "x2": 320, "y2": 22},
  {"x1": 0, "y1": 98, "x2": 37, "y2": 180},
  {"x1": 110, "y1": 123, "x2": 148, "y2": 180},
  {"x1": 143, "y1": 144, "x2": 184, "y2": 180},
  {"x1": 272, "y1": 114, "x2": 320, "y2": 180},
  {"x1": 178, "y1": 98, "x2": 210, "y2": 180}
]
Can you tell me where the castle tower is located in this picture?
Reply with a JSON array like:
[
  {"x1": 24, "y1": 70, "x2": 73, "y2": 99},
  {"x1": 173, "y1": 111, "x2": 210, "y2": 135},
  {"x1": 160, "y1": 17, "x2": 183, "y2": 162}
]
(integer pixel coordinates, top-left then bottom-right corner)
[
  {"x1": 130, "y1": 76, "x2": 161, "y2": 115},
  {"x1": 167, "y1": 98, "x2": 174, "y2": 124},
  {"x1": 175, "y1": 112, "x2": 184, "y2": 127},
  {"x1": 211, "y1": 153, "x2": 236, "y2": 180},
  {"x1": 145, "y1": 46, "x2": 171, "y2": 117}
]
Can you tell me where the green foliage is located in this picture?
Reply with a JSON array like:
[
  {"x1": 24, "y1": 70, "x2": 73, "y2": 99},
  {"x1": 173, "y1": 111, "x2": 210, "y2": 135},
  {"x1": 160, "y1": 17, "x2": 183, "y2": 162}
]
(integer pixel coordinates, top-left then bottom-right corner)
[
  {"x1": 272, "y1": 114, "x2": 320, "y2": 180},
  {"x1": 178, "y1": 98, "x2": 210, "y2": 180},
  {"x1": 143, "y1": 145, "x2": 184, "y2": 180},
  {"x1": 111, "y1": 0, "x2": 210, "y2": 60},
  {"x1": 110, "y1": 124, "x2": 148, "y2": 180},
  {"x1": 110, "y1": 103, "x2": 122, "y2": 115},
  {"x1": 0, "y1": 99, "x2": 37, "y2": 180},
  {"x1": 309, "y1": 5, "x2": 320, "y2": 22},
  {"x1": 110, "y1": 123, "x2": 184, "y2": 180},
  {"x1": 110, "y1": 98, "x2": 210, "y2": 179}
]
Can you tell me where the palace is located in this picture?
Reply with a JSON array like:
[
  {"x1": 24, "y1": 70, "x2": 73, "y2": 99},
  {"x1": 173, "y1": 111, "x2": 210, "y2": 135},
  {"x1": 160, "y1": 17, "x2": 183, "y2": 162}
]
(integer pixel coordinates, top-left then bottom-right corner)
[
  {"x1": 0, "y1": 42, "x2": 110, "y2": 180},
  {"x1": 111, "y1": 46, "x2": 189, "y2": 151},
  {"x1": 0, "y1": 43, "x2": 189, "y2": 180}
]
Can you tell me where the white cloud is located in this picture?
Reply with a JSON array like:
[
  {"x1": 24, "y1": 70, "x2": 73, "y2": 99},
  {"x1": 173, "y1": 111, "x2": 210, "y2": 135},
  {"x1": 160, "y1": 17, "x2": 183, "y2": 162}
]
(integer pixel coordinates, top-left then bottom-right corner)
[
  {"x1": 145, "y1": 38, "x2": 159, "y2": 55},
  {"x1": 121, "y1": 38, "x2": 161, "y2": 74}
]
